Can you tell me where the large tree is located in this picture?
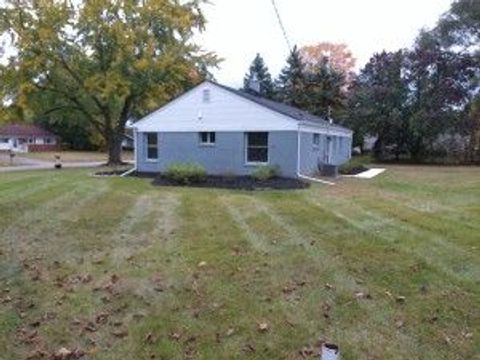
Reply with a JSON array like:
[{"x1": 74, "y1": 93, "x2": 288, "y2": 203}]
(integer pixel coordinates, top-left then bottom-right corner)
[
  {"x1": 435, "y1": 0, "x2": 480, "y2": 52},
  {"x1": 347, "y1": 51, "x2": 409, "y2": 159},
  {"x1": 299, "y1": 42, "x2": 356, "y2": 84},
  {"x1": 406, "y1": 30, "x2": 478, "y2": 159},
  {"x1": 243, "y1": 53, "x2": 274, "y2": 99},
  {"x1": 275, "y1": 46, "x2": 309, "y2": 108},
  {"x1": 304, "y1": 56, "x2": 347, "y2": 118},
  {"x1": 0, "y1": 0, "x2": 218, "y2": 164}
]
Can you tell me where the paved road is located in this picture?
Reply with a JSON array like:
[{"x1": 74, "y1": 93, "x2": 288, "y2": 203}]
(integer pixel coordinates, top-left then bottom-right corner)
[
  {"x1": 0, "y1": 153, "x2": 134, "y2": 173},
  {"x1": 0, "y1": 161, "x2": 106, "y2": 173}
]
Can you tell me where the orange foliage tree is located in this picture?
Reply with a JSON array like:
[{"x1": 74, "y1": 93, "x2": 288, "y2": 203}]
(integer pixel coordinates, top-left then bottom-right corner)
[{"x1": 299, "y1": 42, "x2": 356, "y2": 83}]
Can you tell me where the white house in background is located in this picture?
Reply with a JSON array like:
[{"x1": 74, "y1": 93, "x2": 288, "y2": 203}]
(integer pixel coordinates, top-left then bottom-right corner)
[{"x1": 0, "y1": 124, "x2": 59, "y2": 152}]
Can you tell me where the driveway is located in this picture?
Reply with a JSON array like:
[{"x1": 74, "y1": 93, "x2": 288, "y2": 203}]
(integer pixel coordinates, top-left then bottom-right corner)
[{"x1": 0, "y1": 152, "x2": 105, "y2": 172}]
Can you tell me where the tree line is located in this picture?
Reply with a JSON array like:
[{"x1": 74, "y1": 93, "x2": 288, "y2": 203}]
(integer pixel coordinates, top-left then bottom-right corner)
[
  {"x1": 0, "y1": 0, "x2": 478, "y2": 165},
  {"x1": 243, "y1": 0, "x2": 479, "y2": 163}
]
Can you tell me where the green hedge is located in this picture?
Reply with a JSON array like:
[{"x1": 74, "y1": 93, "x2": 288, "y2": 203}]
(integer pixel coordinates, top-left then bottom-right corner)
[
  {"x1": 252, "y1": 165, "x2": 281, "y2": 181},
  {"x1": 164, "y1": 162, "x2": 207, "y2": 184}
]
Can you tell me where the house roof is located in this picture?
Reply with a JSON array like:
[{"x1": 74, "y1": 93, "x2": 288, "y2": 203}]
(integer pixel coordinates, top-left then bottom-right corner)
[
  {"x1": 209, "y1": 81, "x2": 351, "y2": 133},
  {"x1": 0, "y1": 124, "x2": 56, "y2": 137},
  {"x1": 133, "y1": 81, "x2": 352, "y2": 136}
]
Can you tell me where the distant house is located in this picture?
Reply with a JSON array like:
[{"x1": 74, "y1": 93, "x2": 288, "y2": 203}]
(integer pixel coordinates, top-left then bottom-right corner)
[
  {"x1": 132, "y1": 81, "x2": 352, "y2": 178},
  {"x1": 0, "y1": 124, "x2": 59, "y2": 152}
]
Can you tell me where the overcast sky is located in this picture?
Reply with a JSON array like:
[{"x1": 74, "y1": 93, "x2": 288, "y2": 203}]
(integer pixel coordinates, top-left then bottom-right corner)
[{"x1": 196, "y1": 0, "x2": 454, "y2": 87}]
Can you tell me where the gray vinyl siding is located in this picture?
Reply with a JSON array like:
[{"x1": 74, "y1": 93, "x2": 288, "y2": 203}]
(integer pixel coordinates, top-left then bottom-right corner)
[
  {"x1": 298, "y1": 132, "x2": 352, "y2": 176},
  {"x1": 136, "y1": 131, "x2": 299, "y2": 178}
]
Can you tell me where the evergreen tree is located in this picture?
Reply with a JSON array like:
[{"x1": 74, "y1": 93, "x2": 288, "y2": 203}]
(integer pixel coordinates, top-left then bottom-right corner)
[
  {"x1": 304, "y1": 57, "x2": 346, "y2": 118},
  {"x1": 346, "y1": 51, "x2": 410, "y2": 159},
  {"x1": 243, "y1": 54, "x2": 274, "y2": 99},
  {"x1": 275, "y1": 46, "x2": 308, "y2": 108}
]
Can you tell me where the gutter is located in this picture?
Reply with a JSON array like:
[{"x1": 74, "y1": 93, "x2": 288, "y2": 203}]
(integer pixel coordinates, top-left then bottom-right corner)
[
  {"x1": 296, "y1": 128, "x2": 335, "y2": 186},
  {"x1": 120, "y1": 127, "x2": 137, "y2": 177}
]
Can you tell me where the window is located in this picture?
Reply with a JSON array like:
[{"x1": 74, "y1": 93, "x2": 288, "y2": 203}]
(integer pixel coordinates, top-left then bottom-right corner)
[
  {"x1": 0, "y1": 138, "x2": 8, "y2": 143},
  {"x1": 313, "y1": 133, "x2": 320, "y2": 146},
  {"x1": 202, "y1": 89, "x2": 210, "y2": 103},
  {"x1": 246, "y1": 132, "x2": 268, "y2": 164},
  {"x1": 146, "y1": 133, "x2": 158, "y2": 160},
  {"x1": 45, "y1": 137, "x2": 51, "y2": 144},
  {"x1": 28, "y1": 138, "x2": 34, "y2": 144},
  {"x1": 199, "y1": 132, "x2": 215, "y2": 145}
]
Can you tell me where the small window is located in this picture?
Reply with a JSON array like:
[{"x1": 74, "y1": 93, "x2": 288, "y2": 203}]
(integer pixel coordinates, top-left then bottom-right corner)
[
  {"x1": 202, "y1": 89, "x2": 210, "y2": 103},
  {"x1": 146, "y1": 133, "x2": 158, "y2": 160},
  {"x1": 313, "y1": 133, "x2": 320, "y2": 146},
  {"x1": 199, "y1": 132, "x2": 215, "y2": 145},
  {"x1": 45, "y1": 137, "x2": 51, "y2": 144},
  {"x1": 246, "y1": 132, "x2": 268, "y2": 164},
  {"x1": 28, "y1": 138, "x2": 34, "y2": 144}
]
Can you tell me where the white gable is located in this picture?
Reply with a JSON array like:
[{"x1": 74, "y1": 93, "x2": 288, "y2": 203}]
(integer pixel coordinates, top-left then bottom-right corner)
[{"x1": 133, "y1": 82, "x2": 299, "y2": 132}]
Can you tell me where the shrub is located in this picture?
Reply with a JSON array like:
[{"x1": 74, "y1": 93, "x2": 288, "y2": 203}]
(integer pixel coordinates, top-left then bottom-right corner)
[
  {"x1": 164, "y1": 162, "x2": 207, "y2": 184},
  {"x1": 252, "y1": 165, "x2": 280, "y2": 181},
  {"x1": 339, "y1": 155, "x2": 371, "y2": 175}
]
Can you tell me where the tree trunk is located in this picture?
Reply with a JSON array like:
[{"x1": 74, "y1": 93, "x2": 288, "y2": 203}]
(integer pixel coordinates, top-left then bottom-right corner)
[{"x1": 106, "y1": 131, "x2": 123, "y2": 166}]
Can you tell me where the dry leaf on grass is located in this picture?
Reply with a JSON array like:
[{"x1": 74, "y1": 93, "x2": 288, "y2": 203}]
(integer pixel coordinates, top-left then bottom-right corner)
[{"x1": 258, "y1": 322, "x2": 269, "y2": 332}]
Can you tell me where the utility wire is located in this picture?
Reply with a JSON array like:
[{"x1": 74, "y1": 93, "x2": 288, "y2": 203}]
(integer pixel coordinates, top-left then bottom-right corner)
[{"x1": 270, "y1": 0, "x2": 292, "y2": 52}]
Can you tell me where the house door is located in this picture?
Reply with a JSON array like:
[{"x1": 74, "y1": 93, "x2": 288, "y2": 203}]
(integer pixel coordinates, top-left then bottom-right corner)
[{"x1": 324, "y1": 136, "x2": 333, "y2": 164}]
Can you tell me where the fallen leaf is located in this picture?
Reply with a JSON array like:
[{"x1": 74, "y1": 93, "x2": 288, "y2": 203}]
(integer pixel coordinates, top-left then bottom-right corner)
[
  {"x1": 26, "y1": 349, "x2": 47, "y2": 359},
  {"x1": 244, "y1": 343, "x2": 256, "y2": 353},
  {"x1": 226, "y1": 328, "x2": 235, "y2": 336},
  {"x1": 95, "y1": 312, "x2": 109, "y2": 325},
  {"x1": 84, "y1": 322, "x2": 97, "y2": 332},
  {"x1": 145, "y1": 332, "x2": 156, "y2": 344},
  {"x1": 197, "y1": 261, "x2": 207, "y2": 268},
  {"x1": 258, "y1": 322, "x2": 269, "y2": 332},
  {"x1": 325, "y1": 283, "x2": 334, "y2": 290},
  {"x1": 396, "y1": 296, "x2": 406, "y2": 303},
  {"x1": 395, "y1": 319, "x2": 404, "y2": 328},
  {"x1": 170, "y1": 332, "x2": 181, "y2": 341},
  {"x1": 112, "y1": 329, "x2": 128, "y2": 338},
  {"x1": 299, "y1": 345, "x2": 315, "y2": 358},
  {"x1": 52, "y1": 347, "x2": 72, "y2": 360}
]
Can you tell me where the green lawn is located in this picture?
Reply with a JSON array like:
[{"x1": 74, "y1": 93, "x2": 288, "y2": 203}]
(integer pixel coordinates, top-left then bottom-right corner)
[{"x1": 0, "y1": 166, "x2": 479, "y2": 359}]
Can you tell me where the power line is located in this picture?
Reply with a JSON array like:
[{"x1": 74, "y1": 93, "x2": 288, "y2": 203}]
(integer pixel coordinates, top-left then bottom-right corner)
[{"x1": 270, "y1": 0, "x2": 292, "y2": 52}]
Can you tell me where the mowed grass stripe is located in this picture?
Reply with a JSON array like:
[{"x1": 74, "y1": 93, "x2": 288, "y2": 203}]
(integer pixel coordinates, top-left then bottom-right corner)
[
  {"x1": 220, "y1": 192, "x2": 422, "y2": 359},
  {"x1": 249, "y1": 192, "x2": 432, "y2": 359},
  {"x1": 264, "y1": 190, "x2": 477, "y2": 358},
  {"x1": 305, "y1": 189, "x2": 480, "y2": 284}
]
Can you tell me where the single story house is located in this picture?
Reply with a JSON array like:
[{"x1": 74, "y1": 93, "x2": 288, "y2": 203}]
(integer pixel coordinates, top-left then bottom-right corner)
[
  {"x1": 0, "y1": 124, "x2": 59, "y2": 152},
  {"x1": 132, "y1": 81, "x2": 352, "y2": 179}
]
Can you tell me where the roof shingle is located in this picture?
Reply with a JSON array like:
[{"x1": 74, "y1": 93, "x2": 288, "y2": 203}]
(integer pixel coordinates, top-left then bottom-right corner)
[
  {"x1": 0, "y1": 124, "x2": 56, "y2": 137},
  {"x1": 211, "y1": 81, "x2": 351, "y2": 133}
]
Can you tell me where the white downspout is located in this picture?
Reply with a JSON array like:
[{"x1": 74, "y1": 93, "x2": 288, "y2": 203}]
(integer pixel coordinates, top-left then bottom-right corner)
[
  {"x1": 296, "y1": 126, "x2": 335, "y2": 186},
  {"x1": 121, "y1": 127, "x2": 137, "y2": 177}
]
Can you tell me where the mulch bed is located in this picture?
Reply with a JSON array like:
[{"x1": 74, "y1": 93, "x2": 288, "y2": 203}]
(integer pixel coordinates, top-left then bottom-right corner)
[
  {"x1": 152, "y1": 175, "x2": 310, "y2": 190},
  {"x1": 339, "y1": 165, "x2": 369, "y2": 175}
]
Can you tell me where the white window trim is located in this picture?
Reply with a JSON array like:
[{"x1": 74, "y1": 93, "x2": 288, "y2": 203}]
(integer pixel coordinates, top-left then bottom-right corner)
[
  {"x1": 245, "y1": 132, "x2": 269, "y2": 165},
  {"x1": 199, "y1": 132, "x2": 216, "y2": 146},
  {"x1": 146, "y1": 133, "x2": 158, "y2": 162}
]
